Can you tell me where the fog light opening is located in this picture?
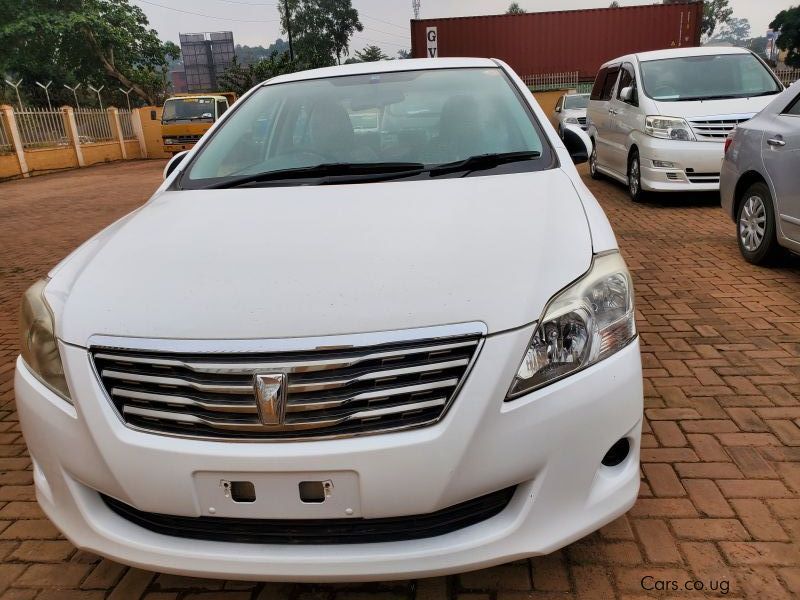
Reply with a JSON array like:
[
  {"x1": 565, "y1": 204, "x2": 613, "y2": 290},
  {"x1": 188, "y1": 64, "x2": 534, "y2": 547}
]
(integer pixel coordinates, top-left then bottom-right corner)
[{"x1": 601, "y1": 438, "x2": 630, "y2": 467}]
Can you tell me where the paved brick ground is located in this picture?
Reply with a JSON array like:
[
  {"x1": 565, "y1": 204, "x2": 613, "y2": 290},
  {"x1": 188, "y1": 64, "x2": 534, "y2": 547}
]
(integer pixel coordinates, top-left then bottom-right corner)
[{"x1": 1, "y1": 160, "x2": 799, "y2": 599}]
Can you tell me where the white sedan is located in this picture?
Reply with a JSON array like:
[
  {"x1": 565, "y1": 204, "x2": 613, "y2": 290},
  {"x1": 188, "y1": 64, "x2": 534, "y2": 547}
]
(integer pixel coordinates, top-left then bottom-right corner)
[
  {"x1": 16, "y1": 58, "x2": 642, "y2": 582},
  {"x1": 554, "y1": 92, "x2": 589, "y2": 135}
]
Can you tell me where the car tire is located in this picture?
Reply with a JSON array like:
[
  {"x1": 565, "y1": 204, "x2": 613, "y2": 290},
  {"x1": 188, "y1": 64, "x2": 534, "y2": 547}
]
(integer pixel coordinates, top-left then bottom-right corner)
[
  {"x1": 736, "y1": 182, "x2": 781, "y2": 265},
  {"x1": 627, "y1": 150, "x2": 646, "y2": 203},
  {"x1": 589, "y1": 142, "x2": 602, "y2": 180}
]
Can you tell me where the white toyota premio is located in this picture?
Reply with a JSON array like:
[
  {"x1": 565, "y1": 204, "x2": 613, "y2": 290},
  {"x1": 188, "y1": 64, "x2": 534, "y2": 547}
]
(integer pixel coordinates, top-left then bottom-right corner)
[{"x1": 16, "y1": 59, "x2": 643, "y2": 581}]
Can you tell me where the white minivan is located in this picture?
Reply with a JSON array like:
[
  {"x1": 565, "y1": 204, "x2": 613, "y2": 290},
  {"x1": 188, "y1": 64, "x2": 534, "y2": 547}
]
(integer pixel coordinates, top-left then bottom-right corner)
[{"x1": 587, "y1": 46, "x2": 783, "y2": 202}]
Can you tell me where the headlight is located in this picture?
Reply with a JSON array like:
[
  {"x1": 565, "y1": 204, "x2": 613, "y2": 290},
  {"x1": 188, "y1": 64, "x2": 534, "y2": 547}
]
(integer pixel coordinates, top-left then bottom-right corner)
[
  {"x1": 565, "y1": 117, "x2": 579, "y2": 124},
  {"x1": 164, "y1": 138, "x2": 176, "y2": 145},
  {"x1": 19, "y1": 279, "x2": 72, "y2": 402},
  {"x1": 645, "y1": 116, "x2": 695, "y2": 141},
  {"x1": 506, "y1": 251, "x2": 636, "y2": 399}
]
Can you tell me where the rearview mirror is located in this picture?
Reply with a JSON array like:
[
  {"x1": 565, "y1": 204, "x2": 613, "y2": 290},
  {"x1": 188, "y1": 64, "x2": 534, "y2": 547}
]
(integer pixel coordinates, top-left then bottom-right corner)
[
  {"x1": 619, "y1": 86, "x2": 633, "y2": 102},
  {"x1": 562, "y1": 125, "x2": 592, "y2": 165},
  {"x1": 163, "y1": 150, "x2": 189, "y2": 180}
]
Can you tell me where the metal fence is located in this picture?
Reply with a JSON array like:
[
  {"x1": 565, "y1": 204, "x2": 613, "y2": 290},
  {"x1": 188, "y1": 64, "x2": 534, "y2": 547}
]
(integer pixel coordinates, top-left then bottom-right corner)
[
  {"x1": 0, "y1": 117, "x2": 12, "y2": 154},
  {"x1": 775, "y1": 68, "x2": 800, "y2": 87},
  {"x1": 117, "y1": 109, "x2": 136, "y2": 140},
  {"x1": 15, "y1": 108, "x2": 68, "y2": 149},
  {"x1": 523, "y1": 71, "x2": 579, "y2": 91},
  {"x1": 74, "y1": 108, "x2": 113, "y2": 143}
]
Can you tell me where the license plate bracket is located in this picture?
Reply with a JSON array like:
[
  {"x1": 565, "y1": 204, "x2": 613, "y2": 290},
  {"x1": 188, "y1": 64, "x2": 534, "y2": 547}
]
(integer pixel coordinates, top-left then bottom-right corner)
[{"x1": 193, "y1": 471, "x2": 361, "y2": 519}]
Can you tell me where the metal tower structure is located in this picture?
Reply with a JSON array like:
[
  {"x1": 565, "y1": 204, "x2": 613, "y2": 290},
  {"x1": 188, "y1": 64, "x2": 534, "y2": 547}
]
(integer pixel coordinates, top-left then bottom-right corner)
[{"x1": 412, "y1": 0, "x2": 420, "y2": 20}]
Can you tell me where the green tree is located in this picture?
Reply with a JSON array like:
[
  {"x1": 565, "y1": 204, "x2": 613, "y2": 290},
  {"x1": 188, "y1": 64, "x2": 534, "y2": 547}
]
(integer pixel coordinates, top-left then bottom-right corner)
[
  {"x1": 711, "y1": 17, "x2": 751, "y2": 45},
  {"x1": 354, "y1": 45, "x2": 389, "y2": 62},
  {"x1": 218, "y1": 52, "x2": 298, "y2": 97},
  {"x1": 0, "y1": 0, "x2": 179, "y2": 106},
  {"x1": 279, "y1": 0, "x2": 363, "y2": 68},
  {"x1": 506, "y1": 2, "x2": 526, "y2": 15},
  {"x1": 701, "y1": 0, "x2": 733, "y2": 38},
  {"x1": 397, "y1": 49, "x2": 411, "y2": 59},
  {"x1": 235, "y1": 40, "x2": 289, "y2": 65},
  {"x1": 771, "y1": 6, "x2": 800, "y2": 67},
  {"x1": 609, "y1": 1, "x2": 620, "y2": 8}
]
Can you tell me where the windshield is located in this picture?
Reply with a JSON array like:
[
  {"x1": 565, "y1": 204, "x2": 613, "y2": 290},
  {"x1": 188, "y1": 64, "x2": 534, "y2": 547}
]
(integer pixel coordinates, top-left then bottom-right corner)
[
  {"x1": 640, "y1": 53, "x2": 781, "y2": 102},
  {"x1": 183, "y1": 67, "x2": 549, "y2": 187},
  {"x1": 162, "y1": 98, "x2": 216, "y2": 123},
  {"x1": 564, "y1": 94, "x2": 589, "y2": 109}
]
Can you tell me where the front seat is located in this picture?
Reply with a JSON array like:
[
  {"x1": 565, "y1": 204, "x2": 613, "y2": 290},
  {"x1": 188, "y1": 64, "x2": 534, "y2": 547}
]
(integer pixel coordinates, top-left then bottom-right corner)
[{"x1": 308, "y1": 101, "x2": 376, "y2": 162}]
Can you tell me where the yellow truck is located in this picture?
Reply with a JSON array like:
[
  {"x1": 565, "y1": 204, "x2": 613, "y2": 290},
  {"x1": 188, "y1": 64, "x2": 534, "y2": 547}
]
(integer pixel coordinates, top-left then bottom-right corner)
[{"x1": 161, "y1": 92, "x2": 238, "y2": 155}]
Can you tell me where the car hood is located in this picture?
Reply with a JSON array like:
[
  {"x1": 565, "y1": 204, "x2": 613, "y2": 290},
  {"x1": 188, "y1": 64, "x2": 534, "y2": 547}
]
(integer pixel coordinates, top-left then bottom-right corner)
[
  {"x1": 52, "y1": 169, "x2": 593, "y2": 345},
  {"x1": 651, "y1": 94, "x2": 778, "y2": 119}
]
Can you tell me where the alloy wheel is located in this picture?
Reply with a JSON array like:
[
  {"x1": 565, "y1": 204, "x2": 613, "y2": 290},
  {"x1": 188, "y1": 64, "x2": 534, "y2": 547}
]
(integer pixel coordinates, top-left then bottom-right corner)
[
  {"x1": 628, "y1": 156, "x2": 640, "y2": 197},
  {"x1": 739, "y1": 195, "x2": 767, "y2": 252}
]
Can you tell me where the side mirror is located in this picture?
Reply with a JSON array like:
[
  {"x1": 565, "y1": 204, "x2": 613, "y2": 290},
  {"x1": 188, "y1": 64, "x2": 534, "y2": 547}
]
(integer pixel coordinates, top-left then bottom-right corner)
[
  {"x1": 619, "y1": 86, "x2": 633, "y2": 103},
  {"x1": 150, "y1": 110, "x2": 157, "y2": 120},
  {"x1": 562, "y1": 125, "x2": 592, "y2": 165},
  {"x1": 163, "y1": 150, "x2": 189, "y2": 180},
  {"x1": 555, "y1": 105, "x2": 562, "y2": 113}
]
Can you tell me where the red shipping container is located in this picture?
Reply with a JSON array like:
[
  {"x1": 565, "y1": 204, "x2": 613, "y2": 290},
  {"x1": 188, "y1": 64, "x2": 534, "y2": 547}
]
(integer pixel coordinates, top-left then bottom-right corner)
[{"x1": 410, "y1": 2, "x2": 702, "y2": 80}]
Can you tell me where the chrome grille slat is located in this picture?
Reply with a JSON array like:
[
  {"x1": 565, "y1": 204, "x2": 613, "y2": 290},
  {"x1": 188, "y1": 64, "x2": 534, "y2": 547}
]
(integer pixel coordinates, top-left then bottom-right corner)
[
  {"x1": 93, "y1": 340, "x2": 476, "y2": 375},
  {"x1": 91, "y1": 327, "x2": 483, "y2": 441},
  {"x1": 122, "y1": 398, "x2": 448, "y2": 432},
  {"x1": 688, "y1": 115, "x2": 752, "y2": 142},
  {"x1": 111, "y1": 388, "x2": 259, "y2": 414}
]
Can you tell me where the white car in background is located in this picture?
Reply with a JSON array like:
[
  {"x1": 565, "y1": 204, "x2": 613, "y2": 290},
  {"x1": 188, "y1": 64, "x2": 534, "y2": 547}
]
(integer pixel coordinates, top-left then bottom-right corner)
[
  {"x1": 587, "y1": 46, "x2": 783, "y2": 202},
  {"x1": 16, "y1": 58, "x2": 642, "y2": 582},
  {"x1": 553, "y1": 92, "x2": 589, "y2": 135}
]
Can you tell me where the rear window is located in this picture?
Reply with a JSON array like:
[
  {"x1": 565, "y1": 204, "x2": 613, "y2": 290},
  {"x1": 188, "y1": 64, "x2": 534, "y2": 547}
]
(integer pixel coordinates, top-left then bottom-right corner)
[
  {"x1": 590, "y1": 68, "x2": 608, "y2": 100},
  {"x1": 590, "y1": 67, "x2": 620, "y2": 101}
]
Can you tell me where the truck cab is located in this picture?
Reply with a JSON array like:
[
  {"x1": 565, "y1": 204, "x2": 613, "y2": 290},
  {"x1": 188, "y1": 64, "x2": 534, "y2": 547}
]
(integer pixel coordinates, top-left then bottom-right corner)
[{"x1": 161, "y1": 93, "x2": 237, "y2": 155}]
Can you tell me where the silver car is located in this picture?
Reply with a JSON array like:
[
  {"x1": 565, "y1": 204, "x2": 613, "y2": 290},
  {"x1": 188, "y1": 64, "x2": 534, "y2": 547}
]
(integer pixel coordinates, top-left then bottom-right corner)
[
  {"x1": 721, "y1": 83, "x2": 800, "y2": 264},
  {"x1": 553, "y1": 93, "x2": 589, "y2": 136}
]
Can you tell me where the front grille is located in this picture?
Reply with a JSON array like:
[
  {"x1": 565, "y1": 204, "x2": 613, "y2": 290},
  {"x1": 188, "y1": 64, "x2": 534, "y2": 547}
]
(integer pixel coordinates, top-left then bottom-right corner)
[
  {"x1": 689, "y1": 116, "x2": 752, "y2": 141},
  {"x1": 577, "y1": 116, "x2": 587, "y2": 125},
  {"x1": 91, "y1": 326, "x2": 483, "y2": 441},
  {"x1": 685, "y1": 170, "x2": 720, "y2": 184},
  {"x1": 163, "y1": 134, "x2": 202, "y2": 144},
  {"x1": 100, "y1": 486, "x2": 516, "y2": 544}
]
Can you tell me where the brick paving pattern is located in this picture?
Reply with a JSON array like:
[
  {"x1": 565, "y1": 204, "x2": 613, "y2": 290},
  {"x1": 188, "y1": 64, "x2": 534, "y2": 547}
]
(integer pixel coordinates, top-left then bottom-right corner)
[{"x1": 0, "y1": 160, "x2": 799, "y2": 599}]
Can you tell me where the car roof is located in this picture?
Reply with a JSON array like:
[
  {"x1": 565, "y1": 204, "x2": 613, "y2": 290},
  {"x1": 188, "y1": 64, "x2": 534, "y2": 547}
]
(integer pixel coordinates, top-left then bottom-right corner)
[
  {"x1": 265, "y1": 58, "x2": 499, "y2": 85},
  {"x1": 635, "y1": 45, "x2": 750, "y2": 64},
  {"x1": 600, "y1": 45, "x2": 751, "y2": 68}
]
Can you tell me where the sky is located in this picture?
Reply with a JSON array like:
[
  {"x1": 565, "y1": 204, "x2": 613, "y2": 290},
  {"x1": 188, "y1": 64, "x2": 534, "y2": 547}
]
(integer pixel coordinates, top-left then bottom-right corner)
[{"x1": 131, "y1": 0, "x2": 796, "y2": 57}]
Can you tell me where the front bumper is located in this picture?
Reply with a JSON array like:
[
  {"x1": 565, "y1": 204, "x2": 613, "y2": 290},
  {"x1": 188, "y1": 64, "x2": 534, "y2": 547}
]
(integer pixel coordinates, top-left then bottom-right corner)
[
  {"x1": 15, "y1": 328, "x2": 642, "y2": 582},
  {"x1": 638, "y1": 137, "x2": 725, "y2": 192}
]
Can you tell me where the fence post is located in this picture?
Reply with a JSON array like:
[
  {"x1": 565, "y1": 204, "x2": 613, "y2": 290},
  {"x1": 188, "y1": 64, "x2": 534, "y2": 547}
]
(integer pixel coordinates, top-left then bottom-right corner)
[
  {"x1": 1, "y1": 104, "x2": 29, "y2": 178},
  {"x1": 61, "y1": 106, "x2": 85, "y2": 167},
  {"x1": 131, "y1": 108, "x2": 148, "y2": 158},
  {"x1": 108, "y1": 107, "x2": 127, "y2": 159}
]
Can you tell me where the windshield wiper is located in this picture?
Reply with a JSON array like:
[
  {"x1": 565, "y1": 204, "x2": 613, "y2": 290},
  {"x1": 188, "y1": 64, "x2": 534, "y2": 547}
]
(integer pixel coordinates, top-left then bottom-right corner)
[
  {"x1": 201, "y1": 162, "x2": 425, "y2": 189},
  {"x1": 676, "y1": 91, "x2": 780, "y2": 101},
  {"x1": 428, "y1": 151, "x2": 541, "y2": 177}
]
